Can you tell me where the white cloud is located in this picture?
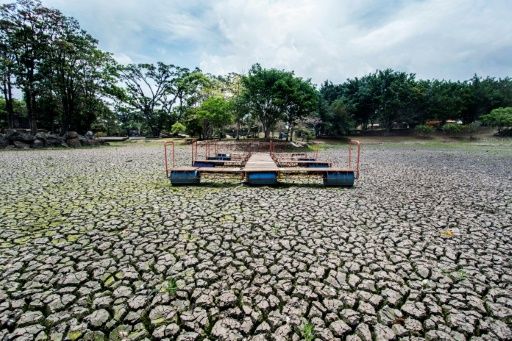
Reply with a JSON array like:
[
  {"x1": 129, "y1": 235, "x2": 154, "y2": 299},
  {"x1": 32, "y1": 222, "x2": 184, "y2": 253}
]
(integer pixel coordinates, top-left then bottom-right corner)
[{"x1": 2, "y1": 0, "x2": 511, "y2": 83}]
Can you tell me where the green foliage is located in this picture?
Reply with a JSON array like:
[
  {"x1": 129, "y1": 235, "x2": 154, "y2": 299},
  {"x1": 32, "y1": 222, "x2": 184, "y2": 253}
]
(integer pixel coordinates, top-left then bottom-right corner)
[
  {"x1": 2, "y1": 1, "x2": 512, "y2": 137},
  {"x1": 295, "y1": 127, "x2": 315, "y2": 141},
  {"x1": 300, "y1": 321, "x2": 315, "y2": 341},
  {"x1": 240, "y1": 64, "x2": 318, "y2": 140},
  {"x1": 442, "y1": 123, "x2": 464, "y2": 136},
  {"x1": 165, "y1": 277, "x2": 178, "y2": 295},
  {"x1": 319, "y1": 73, "x2": 512, "y2": 135},
  {"x1": 464, "y1": 121, "x2": 481, "y2": 137},
  {"x1": 414, "y1": 124, "x2": 434, "y2": 137},
  {"x1": 1, "y1": 0, "x2": 116, "y2": 132},
  {"x1": 328, "y1": 99, "x2": 355, "y2": 135},
  {"x1": 195, "y1": 96, "x2": 233, "y2": 139},
  {"x1": 171, "y1": 122, "x2": 186, "y2": 135},
  {"x1": 480, "y1": 107, "x2": 512, "y2": 132}
]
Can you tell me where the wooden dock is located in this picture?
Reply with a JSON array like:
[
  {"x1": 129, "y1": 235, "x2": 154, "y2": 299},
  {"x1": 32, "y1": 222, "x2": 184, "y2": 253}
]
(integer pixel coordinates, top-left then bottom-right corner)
[{"x1": 244, "y1": 152, "x2": 279, "y2": 171}]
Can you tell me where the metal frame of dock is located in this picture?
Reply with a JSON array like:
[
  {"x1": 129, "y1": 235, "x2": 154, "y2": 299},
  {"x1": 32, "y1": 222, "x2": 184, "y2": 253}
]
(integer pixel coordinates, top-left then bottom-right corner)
[{"x1": 164, "y1": 140, "x2": 360, "y2": 186}]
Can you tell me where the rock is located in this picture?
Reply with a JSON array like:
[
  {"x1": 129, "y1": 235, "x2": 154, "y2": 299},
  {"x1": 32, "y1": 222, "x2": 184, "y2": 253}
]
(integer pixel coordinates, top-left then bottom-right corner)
[
  {"x1": 13, "y1": 140, "x2": 30, "y2": 149},
  {"x1": 67, "y1": 138, "x2": 81, "y2": 148},
  {"x1": 32, "y1": 139, "x2": 45, "y2": 148},
  {"x1": 85, "y1": 131, "x2": 94, "y2": 139},
  {"x1": 46, "y1": 134, "x2": 64, "y2": 146},
  {"x1": 7, "y1": 130, "x2": 35, "y2": 143},
  {"x1": 66, "y1": 131, "x2": 79, "y2": 139},
  {"x1": 0, "y1": 134, "x2": 8, "y2": 148},
  {"x1": 35, "y1": 132, "x2": 47, "y2": 141}
]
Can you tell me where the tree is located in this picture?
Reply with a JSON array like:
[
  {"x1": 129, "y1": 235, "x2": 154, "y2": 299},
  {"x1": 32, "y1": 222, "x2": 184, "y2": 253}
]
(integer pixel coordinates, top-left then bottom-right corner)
[
  {"x1": 118, "y1": 64, "x2": 210, "y2": 136},
  {"x1": 0, "y1": 0, "x2": 64, "y2": 133},
  {"x1": 0, "y1": 17, "x2": 17, "y2": 128},
  {"x1": 276, "y1": 73, "x2": 318, "y2": 141},
  {"x1": 240, "y1": 64, "x2": 287, "y2": 139},
  {"x1": 195, "y1": 96, "x2": 233, "y2": 139},
  {"x1": 240, "y1": 64, "x2": 317, "y2": 140},
  {"x1": 328, "y1": 99, "x2": 355, "y2": 135}
]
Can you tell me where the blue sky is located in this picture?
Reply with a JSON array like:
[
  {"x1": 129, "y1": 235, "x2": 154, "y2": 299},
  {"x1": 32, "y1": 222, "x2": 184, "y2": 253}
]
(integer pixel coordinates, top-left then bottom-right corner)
[{"x1": 3, "y1": 0, "x2": 512, "y2": 83}]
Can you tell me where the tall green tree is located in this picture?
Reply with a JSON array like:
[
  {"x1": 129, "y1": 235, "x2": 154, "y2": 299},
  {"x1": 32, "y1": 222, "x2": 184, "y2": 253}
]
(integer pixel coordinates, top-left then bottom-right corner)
[
  {"x1": 276, "y1": 73, "x2": 318, "y2": 141},
  {"x1": 240, "y1": 64, "x2": 317, "y2": 140},
  {"x1": 195, "y1": 96, "x2": 233, "y2": 139},
  {"x1": 118, "y1": 64, "x2": 209, "y2": 136}
]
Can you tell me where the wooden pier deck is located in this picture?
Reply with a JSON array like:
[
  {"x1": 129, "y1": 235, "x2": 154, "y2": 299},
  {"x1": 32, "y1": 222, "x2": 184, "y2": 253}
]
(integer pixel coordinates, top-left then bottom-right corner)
[{"x1": 244, "y1": 152, "x2": 279, "y2": 172}]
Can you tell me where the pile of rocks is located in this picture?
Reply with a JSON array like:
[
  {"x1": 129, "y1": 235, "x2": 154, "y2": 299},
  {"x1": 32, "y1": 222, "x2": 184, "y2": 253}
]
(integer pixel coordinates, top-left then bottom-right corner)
[{"x1": 0, "y1": 130, "x2": 103, "y2": 149}]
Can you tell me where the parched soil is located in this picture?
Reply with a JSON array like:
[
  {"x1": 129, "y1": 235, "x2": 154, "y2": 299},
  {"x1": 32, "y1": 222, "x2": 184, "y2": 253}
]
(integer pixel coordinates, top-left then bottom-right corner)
[{"x1": 0, "y1": 143, "x2": 511, "y2": 340}]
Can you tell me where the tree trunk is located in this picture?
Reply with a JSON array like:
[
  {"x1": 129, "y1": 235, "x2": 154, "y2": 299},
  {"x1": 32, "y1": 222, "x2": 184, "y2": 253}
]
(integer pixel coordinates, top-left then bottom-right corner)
[
  {"x1": 264, "y1": 126, "x2": 270, "y2": 140},
  {"x1": 25, "y1": 66, "x2": 38, "y2": 133},
  {"x1": 2, "y1": 72, "x2": 16, "y2": 128},
  {"x1": 290, "y1": 125, "x2": 294, "y2": 142}
]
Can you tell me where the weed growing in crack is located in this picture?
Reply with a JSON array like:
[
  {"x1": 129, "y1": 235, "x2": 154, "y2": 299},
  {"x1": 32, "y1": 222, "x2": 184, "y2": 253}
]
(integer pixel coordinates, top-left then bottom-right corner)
[
  {"x1": 454, "y1": 269, "x2": 467, "y2": 282},
  {"x1": 300, "y1": 320, "x2": 315, "y2": 341},
  {"x1": 166, "y1": 277, "x2": 178, "y2": 295}
]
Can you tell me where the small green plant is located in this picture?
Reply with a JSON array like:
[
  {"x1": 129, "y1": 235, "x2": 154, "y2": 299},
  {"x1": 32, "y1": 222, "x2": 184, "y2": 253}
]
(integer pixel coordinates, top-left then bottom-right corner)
[
  {"x1": 414, "y1": 124, "x2": 434, "y2": 137},
  {"x1": 442, "y1": 123, "x2": 464, "y2": 136},
  {"x1": 166, "y1": 277, "x2": 178, "y2": 295},
  {"x1": 453, "y1": 269, "x2": 467, "y2": 282},
  {"x1": 272, "y1": 225, "x2": 281, "y2": 235},
  {"x1": 237, "y1": 291, "x2": 245, "y2": 308},
  {"x1": 300, "y1": 321, "x2": 315, "y2": 341}
]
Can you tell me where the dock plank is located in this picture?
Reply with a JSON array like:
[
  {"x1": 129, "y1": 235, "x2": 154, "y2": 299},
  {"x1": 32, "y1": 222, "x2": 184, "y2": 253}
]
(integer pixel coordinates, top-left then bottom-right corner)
[{"x1": 244, "y1": 153, "x2": 279, "y2": 171}]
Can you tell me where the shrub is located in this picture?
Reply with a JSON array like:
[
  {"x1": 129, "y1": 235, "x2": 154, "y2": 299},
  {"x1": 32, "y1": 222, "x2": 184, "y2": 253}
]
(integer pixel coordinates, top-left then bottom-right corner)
[
  {"x1": 95, "y1": 131, "x2": 107, "y2": 138},
  {"x1": 414, "y1": 124, "x2": 434, "y2": 137},
  {"x1": 171, "y1": 122, "x2": 187, "y2": 135},
  {"x1": 295, "y1": 127, "x2": 315, "y2": 142},
  {"x1": 480, "y1": 107, "x2": 512, "y2": 134},
  {"x1": 442, "y1": 123, "x2": 464, "y2": 136},
  {"x1": 464, "y1": 121, "x2": 481, "y2": 138}
]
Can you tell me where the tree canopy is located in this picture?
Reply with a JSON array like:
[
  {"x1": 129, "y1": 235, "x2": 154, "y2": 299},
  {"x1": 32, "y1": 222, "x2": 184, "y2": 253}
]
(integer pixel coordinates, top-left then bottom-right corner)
[{"x1": 1, "y1": 0, "x2": 512, "y2": 139}]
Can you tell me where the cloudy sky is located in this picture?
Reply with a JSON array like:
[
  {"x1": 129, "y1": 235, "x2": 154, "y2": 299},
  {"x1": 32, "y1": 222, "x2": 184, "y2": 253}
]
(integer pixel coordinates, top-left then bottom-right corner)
[{"x1": 4, "y1": 0, "x2": 512, "y2": 83}]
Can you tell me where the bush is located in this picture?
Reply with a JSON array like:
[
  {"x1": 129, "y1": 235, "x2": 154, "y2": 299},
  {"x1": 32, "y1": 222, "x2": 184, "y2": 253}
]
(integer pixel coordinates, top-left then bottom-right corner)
[
  {"x1": 464, "y1": 121, "x2": 481, "y2": 138},
  {"x1": 442, "y1": 123, "x2": 464, "y2": 136},
  {"x1": 480, "y1": 107, "x2": 512, "y2": 134},
  {"x1": 295, "y1": 127, "x2": 315, "y2": 142},
  {"x1": 414, "y1": 124, "x2": 434, "y2": 137},
  {"x1": 95, "y1": 131, "x2": 107, "y2": 138},
  {"x1": 171, "y1": 122, "x2": 187, "y2": 135}
]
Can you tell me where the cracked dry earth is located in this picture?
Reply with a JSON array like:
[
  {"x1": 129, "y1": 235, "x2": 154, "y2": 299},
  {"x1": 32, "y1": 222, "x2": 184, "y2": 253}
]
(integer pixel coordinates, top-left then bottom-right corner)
[{"x1": 0, "y1": 143, "x2": 511, "y2": 341}]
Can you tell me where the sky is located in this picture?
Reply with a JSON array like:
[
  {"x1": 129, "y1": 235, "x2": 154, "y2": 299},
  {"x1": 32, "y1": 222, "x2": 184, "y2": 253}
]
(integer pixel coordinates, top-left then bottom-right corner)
[{"x1": 3, "y1": 0, "x2": 512, "y2": 84}]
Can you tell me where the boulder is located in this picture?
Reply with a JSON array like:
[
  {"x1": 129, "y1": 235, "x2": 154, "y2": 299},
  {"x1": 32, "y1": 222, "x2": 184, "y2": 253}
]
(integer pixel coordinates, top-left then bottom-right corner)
[
  {"x1": 46, "y1": 134, "x2": 64, "y2": 147},
  {"x1": 82, "y1": 138, "x2": 99, "y2": 146},
  {"x1": 13, "y1": 140, "x2": 30, "y2": 149},
  {"x1": 0, "y1": 134, "x2": 8, "y2": 148},
  {"x1": 32, "y1": 139, "x2": 45, "y2": 148},
  {"x1": 66, "y1": 131, "x2": 79, "y2": 139},
  {"x1": 35, "y1": 132, "x2": 48, "y2": 142},
  {"x1": 85, "y1": 131, "x2": 94, "y2": 139},
  {"x1": 67, "y1": 138, "x2": 81, "y2": 148},
  {"x1": 7, "y1": 130, "x2": 35, "y2": 143}
]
